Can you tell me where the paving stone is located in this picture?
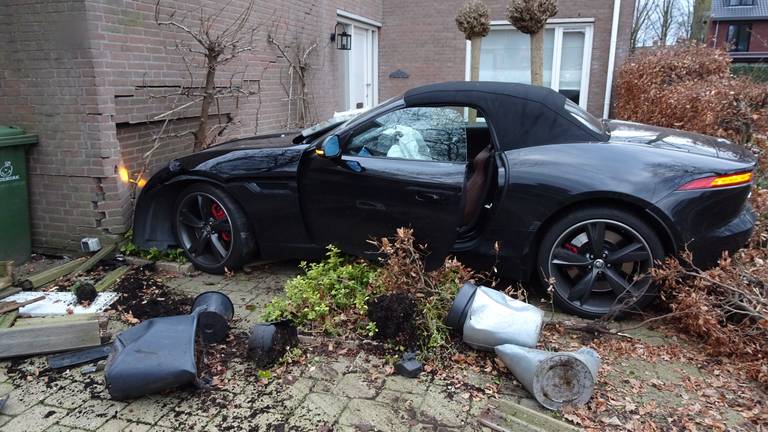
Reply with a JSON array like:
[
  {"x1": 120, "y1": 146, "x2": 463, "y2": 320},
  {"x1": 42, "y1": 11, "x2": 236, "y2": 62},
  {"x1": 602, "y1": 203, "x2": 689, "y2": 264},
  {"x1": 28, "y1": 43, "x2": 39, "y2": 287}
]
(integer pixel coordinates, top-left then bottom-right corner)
[
  {"x1": 375, "y1": 389, "x2": 423, "y2": 412},
  {"x1": 43, "y1": 380, "x2": 95, "y2": 410},
  {"x1": 334, "y1": 373, "x2": 380, "y2": 399},
  {"x1": 289, "y1": 392, "x2": 348, "y2": 426},
  {"x1": 0, "y1": 363, "x2": 8, "y2": 383},
  {"x1": 98, "y1": 418, "x2": 146, "y2": 432},
  {"x1": 338, "y1": 398, "x2": 410, "y2": 432},
  {"x1": 0, "y1": 382, "x2": 13, "y2": 397},
  {"x1": 2, "y1": 379, "x2": 60, "y2": 415},
  {"x1": 117, "y1": 394, "x2": 180, "y2": 424},
  {"x1": 384, "y1": 375, "x2": 430, "y2": 394},
  {"x1": 1, "y1": 405, "x2": 66, "y2": 431},
  {"x1": 56, "y1": 399, "x2": 126, "y2": 430},
  {"x1": 156, "y1": 413, "x2": 210, "y2": 432},
  {"x1": 171, "y1": 390, "x2": 234, "y2": 416},
  {"x1": 304, "y1": 359, "x2": 350, "y2": 382},
  {"x1": 418, "y1": 388, "x2": 471, "y2": 428}
]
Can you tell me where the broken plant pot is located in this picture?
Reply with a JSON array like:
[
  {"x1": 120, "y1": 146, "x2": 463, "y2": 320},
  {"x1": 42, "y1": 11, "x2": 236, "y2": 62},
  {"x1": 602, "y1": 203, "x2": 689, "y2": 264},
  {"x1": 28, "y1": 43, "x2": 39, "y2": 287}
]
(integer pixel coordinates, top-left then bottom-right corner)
[
  {"x1": 247, "y1": 320, "x2": 298, "y2": 368},
  {"x1": 192, "y1": 291, "x2": 234, "y2": 344},
  {"x1": 448, "y1": 283, "x2": 544, "y2": 350},
  {"x1": 105, "y1": 291, "x2": 233, "y2": 400},
  {"x1": 395, "y1": 352, "x2": 423, "y2": 378},
  {"x1": 495, "y1": 344, "x2": 600, "y2": 410}
]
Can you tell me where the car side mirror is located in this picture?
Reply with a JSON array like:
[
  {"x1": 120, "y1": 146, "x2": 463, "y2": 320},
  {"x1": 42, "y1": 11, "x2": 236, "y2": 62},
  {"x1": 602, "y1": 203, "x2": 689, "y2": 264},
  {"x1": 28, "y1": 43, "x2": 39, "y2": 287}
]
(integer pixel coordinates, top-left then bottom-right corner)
[{"x1": 316, "y1": 135, "x2": 341, "y2": 159}]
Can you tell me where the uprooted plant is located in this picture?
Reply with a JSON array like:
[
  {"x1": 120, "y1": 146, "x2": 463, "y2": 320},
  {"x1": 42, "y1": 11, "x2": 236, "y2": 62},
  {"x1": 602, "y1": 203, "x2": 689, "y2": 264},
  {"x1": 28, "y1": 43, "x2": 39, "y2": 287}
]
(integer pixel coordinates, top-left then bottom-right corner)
[{"x1": 262, "y1": 228, "x2": 477, "y2": 359}]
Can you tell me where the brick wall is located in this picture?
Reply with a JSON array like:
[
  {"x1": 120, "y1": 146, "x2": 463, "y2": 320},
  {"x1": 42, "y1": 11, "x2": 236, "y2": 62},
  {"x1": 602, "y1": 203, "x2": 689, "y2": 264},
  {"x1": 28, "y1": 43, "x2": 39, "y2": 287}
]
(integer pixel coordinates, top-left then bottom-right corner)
[
  {"x1": 378, "y1": 0, "x2": 634, "y2": 116},
  {"x1": 707, "y1": 20, "x2": 768, "y2": 53},
  {"x1": 0, "y1": 0, "x2": 128, "y2": 253}
]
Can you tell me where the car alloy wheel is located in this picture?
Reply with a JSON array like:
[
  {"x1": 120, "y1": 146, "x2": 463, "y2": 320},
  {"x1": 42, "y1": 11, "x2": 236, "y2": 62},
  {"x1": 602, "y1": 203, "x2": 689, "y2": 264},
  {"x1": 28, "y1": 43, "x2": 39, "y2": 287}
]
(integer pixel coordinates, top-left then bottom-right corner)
[
  {"x1": 547, "y1": 219, "x2": 655, "y2": 315},
  {"x1": 176, "y1": 192, "x2": 234, "y2": 267}
]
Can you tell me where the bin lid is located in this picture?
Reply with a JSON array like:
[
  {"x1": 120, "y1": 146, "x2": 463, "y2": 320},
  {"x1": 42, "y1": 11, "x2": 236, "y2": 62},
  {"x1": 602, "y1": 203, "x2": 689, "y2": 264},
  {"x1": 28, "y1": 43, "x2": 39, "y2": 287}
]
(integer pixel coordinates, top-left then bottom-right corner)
[{"x1": 0, "y1": 125, "x2": 38, "y2": 148}]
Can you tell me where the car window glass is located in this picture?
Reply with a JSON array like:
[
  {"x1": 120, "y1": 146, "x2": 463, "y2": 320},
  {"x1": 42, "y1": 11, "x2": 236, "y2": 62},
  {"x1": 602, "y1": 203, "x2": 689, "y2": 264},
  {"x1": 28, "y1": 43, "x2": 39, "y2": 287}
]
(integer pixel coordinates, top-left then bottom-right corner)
[
  {"x1": 564, "y1": 99, "x2": 605, "y2": 136},
  {"x1": 345, "y1": 107, "x2": 473, "y2": 162}
]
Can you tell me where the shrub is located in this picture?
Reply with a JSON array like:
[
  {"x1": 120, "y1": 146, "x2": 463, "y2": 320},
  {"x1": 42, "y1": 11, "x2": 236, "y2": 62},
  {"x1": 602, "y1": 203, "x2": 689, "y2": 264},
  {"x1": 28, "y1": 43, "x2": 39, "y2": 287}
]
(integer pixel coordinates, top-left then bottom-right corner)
[
  {"x1": 262, "y1": 245, "x2": 378, "y2": 334},
  {"x1": 614, "y1": 45, "x2": 768, "y2": 144},
  {"x1": 732, "y1": 63, "x2": 768, "y2": 84}
]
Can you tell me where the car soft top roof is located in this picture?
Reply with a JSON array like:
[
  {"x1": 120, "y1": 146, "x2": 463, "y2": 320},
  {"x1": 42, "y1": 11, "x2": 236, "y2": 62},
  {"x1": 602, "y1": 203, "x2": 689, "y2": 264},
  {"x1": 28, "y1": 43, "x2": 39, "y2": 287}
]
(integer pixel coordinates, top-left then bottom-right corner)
[{"x1": 403, "y1": 81, "x2": 607, "y2": 150}]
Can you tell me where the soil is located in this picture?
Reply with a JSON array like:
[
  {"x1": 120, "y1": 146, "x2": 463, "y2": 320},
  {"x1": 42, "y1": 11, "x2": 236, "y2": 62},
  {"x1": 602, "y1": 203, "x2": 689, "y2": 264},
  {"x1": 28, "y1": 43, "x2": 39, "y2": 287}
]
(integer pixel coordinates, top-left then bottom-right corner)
[
  {"x1": 73, "y1": 282, "x2": 97, "y2": 304},
  {"x1": 247, "y1": 321, "x2": 299, "y2": 368},
  {"x1": 111, "y1": 263, "x2": 192, "y2": 321},
  {"x1": 366, "y1": 293, "x2": 418, "y2": 348}
]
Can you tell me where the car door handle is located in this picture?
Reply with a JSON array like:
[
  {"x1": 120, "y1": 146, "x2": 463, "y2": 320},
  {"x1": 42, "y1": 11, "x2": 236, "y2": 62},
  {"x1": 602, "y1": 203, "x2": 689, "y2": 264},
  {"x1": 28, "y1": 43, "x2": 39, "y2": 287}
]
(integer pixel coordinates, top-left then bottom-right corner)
[
  {"x1": 415, "y1": 191, "x2": 445, "y2": 202},
  {"x1": 356, "y1": 200, "x2": 386, "y2": 211}
]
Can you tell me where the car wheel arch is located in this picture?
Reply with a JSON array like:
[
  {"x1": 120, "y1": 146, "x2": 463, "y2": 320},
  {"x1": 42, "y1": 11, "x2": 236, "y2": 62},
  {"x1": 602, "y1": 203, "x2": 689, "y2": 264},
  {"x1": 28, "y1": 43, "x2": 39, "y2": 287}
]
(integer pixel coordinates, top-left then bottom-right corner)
[
  {"x1": 133, "y1": 175, "x2": 255, "y2": 251},
  {"x1": 524, "y1": 196, "x2": 677, "y2": 281}
]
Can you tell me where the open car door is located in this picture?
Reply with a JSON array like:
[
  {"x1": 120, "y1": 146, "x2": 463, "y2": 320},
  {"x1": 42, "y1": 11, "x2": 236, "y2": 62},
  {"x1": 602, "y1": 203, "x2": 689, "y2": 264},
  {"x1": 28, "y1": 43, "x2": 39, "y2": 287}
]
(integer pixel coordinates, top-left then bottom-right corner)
[{"x1": 299, "y1": 106, "x2": 471, "y2": 269}]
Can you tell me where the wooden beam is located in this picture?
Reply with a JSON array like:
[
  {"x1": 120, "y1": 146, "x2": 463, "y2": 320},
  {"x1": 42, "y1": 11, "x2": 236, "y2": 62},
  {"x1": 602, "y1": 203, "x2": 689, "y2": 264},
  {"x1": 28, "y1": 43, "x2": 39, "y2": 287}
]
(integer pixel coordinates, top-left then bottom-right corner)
[
  {"x1": 0, "y1": 261, "x2": 13, "y2": 290},
  {"x1": 0, "y1": 295, "x2": 45, "y2": 314},
  {"x1": 19, "y1": 257, "x2": 87, "y2": 290},
  {"x1": 94, "y1": 266, "x2": 130, "y2": 292},
  {"x1": 0, "y1": 287, "x2": 21, "y2": 301},
  {"x1": 73, "y1": 243, "x2": 117, "y2": 276},
  {"x1": 0, "y1": 320, "x2": 101, "y2": 359},
  {"x1": 12, "y1": 313, "x2": 99, "y2": 328},
  {"x1": 0, "y1": 311, "x2": 17, "y2": 329}
]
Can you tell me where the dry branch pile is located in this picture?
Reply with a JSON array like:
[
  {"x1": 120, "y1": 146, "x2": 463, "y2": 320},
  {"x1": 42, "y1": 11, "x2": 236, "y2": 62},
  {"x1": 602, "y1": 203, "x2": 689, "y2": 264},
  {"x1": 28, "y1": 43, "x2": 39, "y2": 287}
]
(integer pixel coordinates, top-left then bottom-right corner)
[{"x1": 615, "y1": 45, "x2": 768, "y2": 144}]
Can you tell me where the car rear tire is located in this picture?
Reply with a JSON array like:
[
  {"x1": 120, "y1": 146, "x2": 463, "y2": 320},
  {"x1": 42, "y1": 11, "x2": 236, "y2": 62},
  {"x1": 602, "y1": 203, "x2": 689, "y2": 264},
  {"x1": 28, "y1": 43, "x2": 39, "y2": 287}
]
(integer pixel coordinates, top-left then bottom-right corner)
[
  {"x1": 173, "y1": 183, "x2": 253, "y2": 274},
  {"x1": 537, "y1": 207, "x2": 665, "y2": 319}
]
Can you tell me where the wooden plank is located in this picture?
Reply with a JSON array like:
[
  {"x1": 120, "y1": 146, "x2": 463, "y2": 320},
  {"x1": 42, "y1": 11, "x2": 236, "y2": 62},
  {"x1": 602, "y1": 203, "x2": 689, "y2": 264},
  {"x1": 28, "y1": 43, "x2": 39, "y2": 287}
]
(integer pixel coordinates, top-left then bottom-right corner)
[
  {"x1": 0, "y1": 311, "x2": 17, "y2": 329},
  {"x1": 12, "y1": 313, "x2": 99, "y2": 328},
  {"x1": 0, "y1": 287, "x2": 21, "y2": 301},
  {"x1": 73, "y1": 243, "x2": 116, "y2": 276},
  {"x1": 94, "y1": 266, "x2": 130, "y2": 292},
  {"x1": 0, "y1": 295, "x2": 45, "y2": 314},
  {"x1": 0, "y1": 321, "x2": 102, "y2": 359},
  {"x1": 19, "y1": 257, "x2": 87, "y2": 290},
  {"x1": 0, "y1": 261, "x2": 13, "y2": 290},
  {"x1": 0, "y1": 320, "x2": 101, "y2": 359}
]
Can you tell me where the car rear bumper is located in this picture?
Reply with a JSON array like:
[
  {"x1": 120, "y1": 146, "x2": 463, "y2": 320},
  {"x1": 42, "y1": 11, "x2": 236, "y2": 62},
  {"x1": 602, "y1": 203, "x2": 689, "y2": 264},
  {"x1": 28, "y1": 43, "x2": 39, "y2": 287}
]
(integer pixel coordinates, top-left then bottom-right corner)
[{"x1": 687, "y1": 204, "x2": 756, "y2": 269}]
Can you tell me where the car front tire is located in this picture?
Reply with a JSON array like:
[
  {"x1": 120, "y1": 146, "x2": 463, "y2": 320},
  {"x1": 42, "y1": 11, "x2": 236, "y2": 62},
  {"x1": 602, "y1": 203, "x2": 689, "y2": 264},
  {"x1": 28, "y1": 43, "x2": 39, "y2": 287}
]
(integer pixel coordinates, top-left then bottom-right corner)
[
  {"x1": 537, "y1": 207, "x2": 665, "y2": 319},
  {"x1": 173, "y1": 183, "x2": 253, "y2": 274}
]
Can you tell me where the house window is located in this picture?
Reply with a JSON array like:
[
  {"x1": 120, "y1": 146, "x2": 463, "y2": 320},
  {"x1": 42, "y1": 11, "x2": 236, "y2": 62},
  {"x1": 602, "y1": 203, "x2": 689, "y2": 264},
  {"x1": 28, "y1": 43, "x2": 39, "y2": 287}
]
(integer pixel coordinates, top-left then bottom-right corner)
[
  {"x1": 471, "y1": 22, "x2": 593, "y2": 108},
  {"x1": 727, "y1": 0, "x2": 754, "y2": 6},
  {"x1": 727, "y1": 24, "x2": 751, "y2": 52}
]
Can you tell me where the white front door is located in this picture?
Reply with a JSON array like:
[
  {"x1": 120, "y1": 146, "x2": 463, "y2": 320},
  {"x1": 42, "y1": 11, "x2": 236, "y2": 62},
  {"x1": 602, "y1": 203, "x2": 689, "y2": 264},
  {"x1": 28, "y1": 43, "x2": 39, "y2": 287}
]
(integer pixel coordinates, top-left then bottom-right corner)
[{"x1": 338, "y1": 18, "x2": 378, "y2": 111}]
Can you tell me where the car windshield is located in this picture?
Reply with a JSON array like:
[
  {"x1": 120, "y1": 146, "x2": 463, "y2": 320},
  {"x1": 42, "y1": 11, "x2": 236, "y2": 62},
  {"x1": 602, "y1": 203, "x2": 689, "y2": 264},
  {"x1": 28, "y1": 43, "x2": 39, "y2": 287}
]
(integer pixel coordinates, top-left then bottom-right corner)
[
  {"x1": 563, "y1": 99, "x2": 606, "y2": 136},
  {"x1": 299, "y1": 97, "x2": 400, "y2": 144}
]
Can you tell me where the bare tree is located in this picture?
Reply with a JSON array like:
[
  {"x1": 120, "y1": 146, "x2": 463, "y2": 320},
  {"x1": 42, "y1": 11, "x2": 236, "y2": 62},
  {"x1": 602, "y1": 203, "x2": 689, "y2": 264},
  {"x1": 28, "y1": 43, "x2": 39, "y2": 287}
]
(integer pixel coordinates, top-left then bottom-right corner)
[
  {"x1": 456, "y1": 0, "x2": 491, "y2": 123},
  {"x1": 690, "y1": 0, "x2": 711, "y2": 42},
  {"x1": 631, "y1": 0, "x2": 654, "y2": 50},
  {"x1": 153, "y1": 0, "x2": 259, "y2": 153},
  {"x1": 676, "y1": 0, "x2": 694, "y2": 41},
  {"x1": 507, "y1": 0, "x2": 558, "y2": 86},
  {"x1": 267, "y1": 21, "x2": 320, "y2": 130},
  {"x1": 651, "y1": 0, "x2": 677, "y2": 46}
]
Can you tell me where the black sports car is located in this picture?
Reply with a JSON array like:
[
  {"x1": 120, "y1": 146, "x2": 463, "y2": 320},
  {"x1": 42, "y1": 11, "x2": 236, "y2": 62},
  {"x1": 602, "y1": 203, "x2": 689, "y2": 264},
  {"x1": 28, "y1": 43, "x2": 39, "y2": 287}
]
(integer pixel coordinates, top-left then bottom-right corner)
[{"x1": 133, "y1": 81, "x2": 757, "y2": 318}]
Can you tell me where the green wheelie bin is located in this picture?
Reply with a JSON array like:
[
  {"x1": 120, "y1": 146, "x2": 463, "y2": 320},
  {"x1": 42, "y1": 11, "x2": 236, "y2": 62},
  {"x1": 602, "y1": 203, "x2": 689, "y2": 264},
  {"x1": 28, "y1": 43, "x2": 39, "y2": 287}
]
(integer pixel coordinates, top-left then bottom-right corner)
[{"x1": 0, "y1": 125, "x2": 37, "y2": 264}]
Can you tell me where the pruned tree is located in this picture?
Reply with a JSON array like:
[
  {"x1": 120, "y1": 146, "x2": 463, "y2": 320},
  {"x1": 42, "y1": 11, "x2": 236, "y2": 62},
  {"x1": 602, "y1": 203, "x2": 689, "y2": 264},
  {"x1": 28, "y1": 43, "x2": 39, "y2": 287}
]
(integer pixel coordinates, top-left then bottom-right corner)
[
  {"x1": 267, "y1": 20, "x2": 320, "y2": 130},
  {"x1": 153, "y1": 0, "x2": 259, "y2": 153},
  {"x1": 507, "y1": 0, "x2": 558, "y2": 86},
  {"x1": 456, "y1": 0, "x2": 491, "y2": 83}
]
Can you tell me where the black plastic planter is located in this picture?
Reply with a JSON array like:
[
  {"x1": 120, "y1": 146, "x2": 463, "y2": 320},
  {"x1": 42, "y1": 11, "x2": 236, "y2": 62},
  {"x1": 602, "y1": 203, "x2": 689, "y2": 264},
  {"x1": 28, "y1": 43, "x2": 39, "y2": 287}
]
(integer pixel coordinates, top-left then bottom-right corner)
[
  {"x1": 192, "y1": 291, "x2": 234, "y2": 343},
  {"x1": 247, "y1": 320, "x2": 298, "y2": 368},
  {"x1": 445, "y1": 282, "x2": 478, "y2": 331}
]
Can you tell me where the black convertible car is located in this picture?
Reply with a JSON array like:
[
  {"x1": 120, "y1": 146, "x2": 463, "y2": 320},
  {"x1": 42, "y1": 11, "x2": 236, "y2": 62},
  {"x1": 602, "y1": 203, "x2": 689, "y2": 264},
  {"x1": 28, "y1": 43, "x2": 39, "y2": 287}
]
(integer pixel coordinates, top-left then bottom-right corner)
[{"x1": 134, "y1": 82, "x2": 757, "y2": 318}]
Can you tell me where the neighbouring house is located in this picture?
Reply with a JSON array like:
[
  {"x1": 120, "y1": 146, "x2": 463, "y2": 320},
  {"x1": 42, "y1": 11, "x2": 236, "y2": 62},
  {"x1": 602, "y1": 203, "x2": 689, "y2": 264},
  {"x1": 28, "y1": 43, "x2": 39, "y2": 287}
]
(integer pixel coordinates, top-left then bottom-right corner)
[
  {"x1": 708, "y1": 0, "x2": 768, "y2": 62},
  {"x1": 0, "y1": 0, "x2": 633, "y2": 255}
]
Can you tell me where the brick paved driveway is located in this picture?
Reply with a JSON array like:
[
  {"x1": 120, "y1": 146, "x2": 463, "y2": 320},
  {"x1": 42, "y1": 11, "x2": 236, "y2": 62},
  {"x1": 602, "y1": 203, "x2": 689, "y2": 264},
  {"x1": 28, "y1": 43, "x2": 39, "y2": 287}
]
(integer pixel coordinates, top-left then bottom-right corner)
[{"x1": 0, "y1": 262, "x2": 545, "y2": 432}]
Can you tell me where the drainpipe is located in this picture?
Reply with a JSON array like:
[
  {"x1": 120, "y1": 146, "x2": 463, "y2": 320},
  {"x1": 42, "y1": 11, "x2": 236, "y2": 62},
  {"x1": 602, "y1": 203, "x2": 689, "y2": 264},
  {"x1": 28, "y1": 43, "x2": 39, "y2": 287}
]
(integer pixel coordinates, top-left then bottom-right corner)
[
  {"x1": 603, "y1": 0, "x2": 622, "y2": 119},
  {"x1": 713, "y1": 21, "x2": 720, "y2": 48}
]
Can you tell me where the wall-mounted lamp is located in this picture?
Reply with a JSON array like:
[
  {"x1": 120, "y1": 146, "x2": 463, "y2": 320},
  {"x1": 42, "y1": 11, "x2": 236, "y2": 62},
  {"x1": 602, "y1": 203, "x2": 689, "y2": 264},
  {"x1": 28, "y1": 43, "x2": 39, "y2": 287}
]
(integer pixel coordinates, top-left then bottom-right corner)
[{"x1": 331, "y1": 23, "x2": 352, "y2": 51}]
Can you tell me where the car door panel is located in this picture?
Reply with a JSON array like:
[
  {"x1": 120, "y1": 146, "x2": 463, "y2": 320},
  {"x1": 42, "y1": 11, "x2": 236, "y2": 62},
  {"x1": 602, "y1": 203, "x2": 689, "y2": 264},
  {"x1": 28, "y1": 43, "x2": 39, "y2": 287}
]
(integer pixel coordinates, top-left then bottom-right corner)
[{"x1": 299, "y1": 154, "x2": 465, "y2": 269}]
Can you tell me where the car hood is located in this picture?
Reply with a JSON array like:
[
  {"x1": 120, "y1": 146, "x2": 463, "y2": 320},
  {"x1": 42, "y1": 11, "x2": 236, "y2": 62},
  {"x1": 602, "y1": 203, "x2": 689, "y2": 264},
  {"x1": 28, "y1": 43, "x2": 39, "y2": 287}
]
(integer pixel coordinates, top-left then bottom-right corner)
[
  {"x1": 207, "y1": 132, "x2": 297, "y2": 150},
  {"x1": 606, "y1": 120, "x2": 756, "y2": 164}
]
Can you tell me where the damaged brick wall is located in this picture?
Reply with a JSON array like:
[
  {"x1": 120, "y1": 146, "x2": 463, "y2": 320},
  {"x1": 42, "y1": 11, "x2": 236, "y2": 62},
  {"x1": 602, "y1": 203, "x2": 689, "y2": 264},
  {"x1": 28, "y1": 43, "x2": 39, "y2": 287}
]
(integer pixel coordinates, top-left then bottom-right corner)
[{"x1": 0, "y1": 0, "x2": 129, "y2": 253}]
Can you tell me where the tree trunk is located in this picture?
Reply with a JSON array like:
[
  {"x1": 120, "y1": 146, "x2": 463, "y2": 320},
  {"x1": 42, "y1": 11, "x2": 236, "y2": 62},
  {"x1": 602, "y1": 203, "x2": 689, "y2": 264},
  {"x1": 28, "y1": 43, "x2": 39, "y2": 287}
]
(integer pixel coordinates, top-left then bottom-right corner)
[
  {"x1": 194, "y1": 56, "x2": 218, "y2": 153},
  {"x1": 530, "y1": 30, "x2": 544, "y2": 86},
  {"x1": 469, "y1": 36, "x2": 482, "y2": 124}
]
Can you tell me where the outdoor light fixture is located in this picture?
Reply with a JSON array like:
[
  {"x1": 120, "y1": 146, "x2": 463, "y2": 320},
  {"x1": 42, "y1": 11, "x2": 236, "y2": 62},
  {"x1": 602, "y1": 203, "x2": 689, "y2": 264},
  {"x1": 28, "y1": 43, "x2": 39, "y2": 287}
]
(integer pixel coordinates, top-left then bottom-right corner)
[{"x1": 331, "y1": 23, "x2": 351, "y2": 50}]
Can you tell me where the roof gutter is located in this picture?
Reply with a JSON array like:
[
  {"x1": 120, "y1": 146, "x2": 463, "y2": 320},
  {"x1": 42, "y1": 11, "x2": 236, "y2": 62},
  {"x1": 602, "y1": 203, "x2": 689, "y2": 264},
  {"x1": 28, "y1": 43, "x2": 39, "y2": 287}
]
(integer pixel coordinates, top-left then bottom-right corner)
[{"x1": 603, "y1": 0, "x2": 622, "y2": 119}]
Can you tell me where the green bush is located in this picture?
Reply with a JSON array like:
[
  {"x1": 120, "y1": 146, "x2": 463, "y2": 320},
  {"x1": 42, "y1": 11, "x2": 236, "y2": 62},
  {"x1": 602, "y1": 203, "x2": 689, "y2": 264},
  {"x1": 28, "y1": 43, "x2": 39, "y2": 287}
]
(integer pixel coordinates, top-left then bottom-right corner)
[{"x1": 262, "y1": 246, "x2": 379, "y2": 333}]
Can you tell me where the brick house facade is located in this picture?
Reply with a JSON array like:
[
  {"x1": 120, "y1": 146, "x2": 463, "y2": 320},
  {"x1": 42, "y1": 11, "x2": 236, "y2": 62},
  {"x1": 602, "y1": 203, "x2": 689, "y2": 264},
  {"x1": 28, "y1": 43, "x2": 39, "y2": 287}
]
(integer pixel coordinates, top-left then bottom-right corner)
[
  {"x1": 0, "y1": 0, "x2": 632, "y2": 256},
  {"x1": 707, "y1": 0, "x2": 768, "y2": 62}
]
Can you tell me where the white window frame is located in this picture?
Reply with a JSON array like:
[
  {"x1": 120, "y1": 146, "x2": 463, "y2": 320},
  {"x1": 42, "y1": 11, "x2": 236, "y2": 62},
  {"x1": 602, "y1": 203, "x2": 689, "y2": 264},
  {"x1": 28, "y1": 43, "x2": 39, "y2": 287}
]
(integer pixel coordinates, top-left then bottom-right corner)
[
  {"x1": 464, "y1": 19, "x2": 594, "y2": 109},
  {"x1": 337, "y1": 13, "x2": 380, "y2": 110}
]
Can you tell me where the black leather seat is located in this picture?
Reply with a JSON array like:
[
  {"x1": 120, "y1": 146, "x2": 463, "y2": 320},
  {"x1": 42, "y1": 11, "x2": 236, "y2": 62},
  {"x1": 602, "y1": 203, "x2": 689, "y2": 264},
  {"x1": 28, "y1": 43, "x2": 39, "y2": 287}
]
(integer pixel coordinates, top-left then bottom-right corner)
[{"x1": 463, "y1": 145, "x2": 493, "y2": 227}]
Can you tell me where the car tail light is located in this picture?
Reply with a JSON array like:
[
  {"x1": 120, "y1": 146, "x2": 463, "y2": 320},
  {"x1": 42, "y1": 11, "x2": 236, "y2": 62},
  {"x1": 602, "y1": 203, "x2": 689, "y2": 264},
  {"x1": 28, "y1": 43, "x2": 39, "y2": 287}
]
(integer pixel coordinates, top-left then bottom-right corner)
[{"x1": 677, "y1": 171, "x2": 753, "y2": 191}]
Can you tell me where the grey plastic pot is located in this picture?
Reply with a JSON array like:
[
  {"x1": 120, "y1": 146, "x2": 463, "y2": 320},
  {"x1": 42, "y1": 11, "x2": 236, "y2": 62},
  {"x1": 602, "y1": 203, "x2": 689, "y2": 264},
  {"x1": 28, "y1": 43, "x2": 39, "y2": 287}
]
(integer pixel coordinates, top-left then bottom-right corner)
[
  {"x1": 495, "y1": 344, "x2": 600, "y2": 410},
  {"x1": 192, "y1": 291, "x2": 234, "y2": 344},
  {"x1": 461, "y1": 286, "x2": 544, "y2": 350}
]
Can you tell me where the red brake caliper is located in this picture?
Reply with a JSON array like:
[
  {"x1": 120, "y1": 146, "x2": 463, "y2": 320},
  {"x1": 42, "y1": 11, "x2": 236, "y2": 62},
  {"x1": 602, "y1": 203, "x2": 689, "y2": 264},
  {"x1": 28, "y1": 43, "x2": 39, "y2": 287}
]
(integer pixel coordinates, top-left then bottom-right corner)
[{"x1": 210, "y1": 202, "x2": 231, "y2": 242}]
